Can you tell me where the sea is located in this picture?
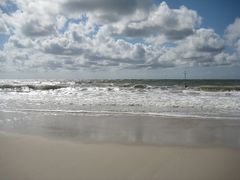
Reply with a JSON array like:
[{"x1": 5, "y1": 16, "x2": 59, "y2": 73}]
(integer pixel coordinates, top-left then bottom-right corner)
[{"x1": 0, "y1": 79, "x2": 240, "y2": 119}]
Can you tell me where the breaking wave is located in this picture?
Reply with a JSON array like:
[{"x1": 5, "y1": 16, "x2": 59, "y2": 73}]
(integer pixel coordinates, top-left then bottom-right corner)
[
  {"x1": 1, "y1": 79, "x2": 240, "y2": 92},
  {"x1": 0, "y1": 79, "x2": 240, "y2": 119},
  {"x1": 0, "y1": 84, "x2": 66, "y2": 91}
]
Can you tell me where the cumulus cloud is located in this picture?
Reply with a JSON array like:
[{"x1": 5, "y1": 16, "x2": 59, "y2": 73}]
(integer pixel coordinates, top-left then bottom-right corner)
[
  {"x1": 225, "y1": 18, "x2": 240, "y2": 45},
  {"x1": 224, "y1": 18, "x2": 240, "y2": 64},
  {"x1": 0, "y1": 0, "x2": 239, "y2": 74},
  {"x1": 146, "y1": 28, "x2": 229, "y2": 68},
  {"x1": 114, "y1": 2, "x2": 201, "y2": 41},
  {"x1": 1, "y1": 0, "x2": 59, "y2": 37},
  {"x1": 181, "y1": 28, "x2": 224, "y2": 53}
]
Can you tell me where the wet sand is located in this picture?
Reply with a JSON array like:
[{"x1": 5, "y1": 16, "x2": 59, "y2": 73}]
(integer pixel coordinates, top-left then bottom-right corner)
[
  {"x1": 1, "y1": 111, "x2": 240, "y2": 147},
  {"x1": 1, "y1": 112, "x2": 240, "y2": 180},
  {"x1": 1, "y1": 132, "x2": 240, "y2": 180}
]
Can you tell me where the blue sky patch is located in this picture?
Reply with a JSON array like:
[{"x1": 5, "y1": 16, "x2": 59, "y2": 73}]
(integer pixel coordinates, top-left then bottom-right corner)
[{"x1": 0, "y1": 0, "x2": 18, "y2": 15}]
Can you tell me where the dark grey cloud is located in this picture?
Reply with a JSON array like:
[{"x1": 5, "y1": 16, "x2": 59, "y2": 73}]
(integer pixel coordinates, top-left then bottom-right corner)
[
  {"x1": 125, "y1": 61, "x2": 176, "y2": 69},
  {"x1": 41, "y1": 39, "x2": 87, "y2": 56},
  {"x1": 196, "y1": 45, "x2": 224, "y2": 53},
  {"x1": 0, "y1": 22, "x2": 8, "y2": 34},
  {"x1": 0, "y1": 53, "x2": 6, "y2": 63},
  {"x1": 121, "y1": 26, "x2": 194, "y2": 40},
  {"x1": 164, "y1": 29, "x2": 194, "y2": 40},
  {"x1": 62, "y1": 0, "x2": 151, "y2": 13},
  {"x1": 63, "y1": 0, "x2": 136, "y2": 14},
  {"x1": 44, "y1": 46, "x2": 85, "y2": 56},
  {"x1": 62, "y1": 0, "x2": 151, "y2": 22},
  {"x1": 132, "y1": 45, "x2": 146, "y2": 60},
  {"x1": 83, "y1": 53, "x2": 124, "y2": 65},
  {"x1": 21, "y1": 20, "x2": 55, "y2": 37},
  {"x1": 72, "y1": 32, "x2": 83, "y2": 42},
  {"x1": 64, "y1": 59, "x2": 75, "y2": 65}
]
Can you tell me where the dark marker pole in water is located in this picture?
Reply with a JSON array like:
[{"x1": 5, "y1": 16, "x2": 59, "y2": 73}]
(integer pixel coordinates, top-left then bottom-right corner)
[{"x1": 184, "y1": 71, "x2": 187, "y2": 88}]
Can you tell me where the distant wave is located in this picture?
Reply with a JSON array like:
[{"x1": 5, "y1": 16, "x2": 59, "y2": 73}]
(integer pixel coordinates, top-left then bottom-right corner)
[
  {"x1": 0, "y1": 79, "x2": 240, "y2": 92},
  {"x1": 0, "y1": 84, "x2": 66, "y2": 91},
  {"x1": 197, "y1": 85, "x2": 240, "y2": 92}
]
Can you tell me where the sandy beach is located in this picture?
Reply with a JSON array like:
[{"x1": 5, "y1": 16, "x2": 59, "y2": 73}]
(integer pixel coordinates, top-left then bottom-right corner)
[
  {"x1": 0, "y1": 131, "x2": 240, "y2": 180},
  {"x1": 1, "y1": 111, "x2": 240, "y2": 180},
  {"x1": 1, "y1": 110, "x2": 240, "y2": 180}
]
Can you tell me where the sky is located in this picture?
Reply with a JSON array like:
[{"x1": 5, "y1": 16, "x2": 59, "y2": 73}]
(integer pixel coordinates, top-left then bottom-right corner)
[{"x1": 0, "y1": 0, "x2": 240, "y2": 79}]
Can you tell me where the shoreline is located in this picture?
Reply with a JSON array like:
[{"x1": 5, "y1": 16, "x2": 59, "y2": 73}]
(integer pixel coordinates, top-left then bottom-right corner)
[
  {"x1": 1, "y1": 108, "x2": 240, "y2": 120},
  {"x1": 1, "y1": 112, "x2": 240, "y2": 148}
]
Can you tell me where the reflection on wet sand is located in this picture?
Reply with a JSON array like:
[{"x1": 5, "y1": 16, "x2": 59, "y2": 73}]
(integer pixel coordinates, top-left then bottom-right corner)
[{"x1": 0, "y1": 111, "x2": 240, "y2": 148}]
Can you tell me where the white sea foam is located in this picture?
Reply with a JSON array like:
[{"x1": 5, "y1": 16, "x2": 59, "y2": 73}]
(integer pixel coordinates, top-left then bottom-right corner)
[{"x1": 0, "y1": 79, "x2": 240, "y2": 119}]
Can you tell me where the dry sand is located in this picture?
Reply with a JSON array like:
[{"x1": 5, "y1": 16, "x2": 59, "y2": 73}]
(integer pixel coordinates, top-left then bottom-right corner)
[{"x1": 0, "y1": 132, "x2": 240, "y2": 180}]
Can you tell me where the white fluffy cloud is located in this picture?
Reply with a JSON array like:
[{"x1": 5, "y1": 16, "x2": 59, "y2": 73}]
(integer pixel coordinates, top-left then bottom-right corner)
[
  {"x1": 225, "y1": 18, "x2": 240, "y2": 45},
  {"x1": 160, "y1": 28, "x2": 228, "y2": 67},
  {"x1": 5, "y1": 0, "x2": 59, "y2": 37},
  {"x1": 225, "y1": 18, "x2": 240, "y2": 61},
  {"x1": 0, "y1": 0, "x2": 239, "y2": 73},
  {"x1": 116, "y1": 2, "x2": 201, "y2": 40}
]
